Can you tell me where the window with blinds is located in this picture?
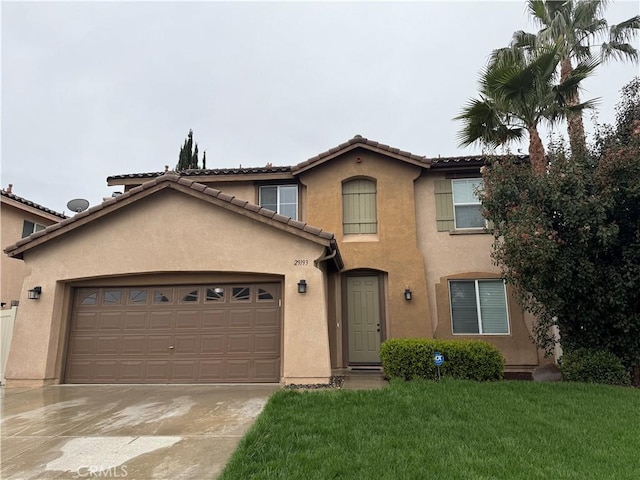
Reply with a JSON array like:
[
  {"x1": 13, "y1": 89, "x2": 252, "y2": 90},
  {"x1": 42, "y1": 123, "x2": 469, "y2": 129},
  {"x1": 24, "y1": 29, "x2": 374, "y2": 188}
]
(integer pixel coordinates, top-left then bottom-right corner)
[
  {"x1": 449, "y1": 279, "x2": 509, "y2": 334},
  {"x1": 452, "y1": 179, "x2": 485, "y2": 229},
  {"x1": 259, "y1": 185, "x2": 298, "y2": 220},
  {"x1": 342, "y1": 178, "x2": 377, "y2": 234}
]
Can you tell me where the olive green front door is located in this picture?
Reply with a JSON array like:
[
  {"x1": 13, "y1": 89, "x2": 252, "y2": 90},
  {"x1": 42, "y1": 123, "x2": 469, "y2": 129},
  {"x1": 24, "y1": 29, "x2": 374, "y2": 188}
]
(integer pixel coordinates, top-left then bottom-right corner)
[{"x1": 347, "y1": 276, "x2": 381, "y2": 364}]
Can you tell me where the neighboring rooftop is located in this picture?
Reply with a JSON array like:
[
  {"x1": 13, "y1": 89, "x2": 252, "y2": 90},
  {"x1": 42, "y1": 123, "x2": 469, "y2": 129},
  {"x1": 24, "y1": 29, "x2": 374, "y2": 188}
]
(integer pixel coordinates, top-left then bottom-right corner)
[{"x1": 1, "y1": 185, "x2": 67, "y2": 219}]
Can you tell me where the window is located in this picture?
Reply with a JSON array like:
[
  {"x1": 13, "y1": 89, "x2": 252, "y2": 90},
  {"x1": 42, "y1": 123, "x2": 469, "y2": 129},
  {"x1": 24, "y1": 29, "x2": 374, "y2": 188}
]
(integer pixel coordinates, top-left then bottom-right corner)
[
  {"x1": 342, "y1": 178, "x2": 377, "y2": 234},
  {"x1": 259, "y1": 185, "x2": 298, "y2": 219},
  {"x1": 22, "y1": 220, "x2": 46, "y2": 238},
  {"x1": 450, "y1": 279, "x2": 509, "y2": 334},
  {"x1": 452, "y1": 179, "x2": 485, "y2": 229}
]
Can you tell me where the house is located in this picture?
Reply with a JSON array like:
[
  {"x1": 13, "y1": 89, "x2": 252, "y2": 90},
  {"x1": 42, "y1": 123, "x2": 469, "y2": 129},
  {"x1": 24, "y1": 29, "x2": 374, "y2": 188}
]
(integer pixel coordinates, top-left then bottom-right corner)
[
  {"x1": 1, "y1": 186, "x2": 67, "y2": 308},
  {"x1": 3, "y1": 136, "x2": 546, "y2": 387}
]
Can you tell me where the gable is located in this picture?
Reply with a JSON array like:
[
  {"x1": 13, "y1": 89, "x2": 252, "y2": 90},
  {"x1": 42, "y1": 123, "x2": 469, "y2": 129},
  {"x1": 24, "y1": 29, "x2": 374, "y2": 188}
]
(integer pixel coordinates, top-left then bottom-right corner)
[{"x1": 4, "y1": 175, "x2": 341, "y2": 269}]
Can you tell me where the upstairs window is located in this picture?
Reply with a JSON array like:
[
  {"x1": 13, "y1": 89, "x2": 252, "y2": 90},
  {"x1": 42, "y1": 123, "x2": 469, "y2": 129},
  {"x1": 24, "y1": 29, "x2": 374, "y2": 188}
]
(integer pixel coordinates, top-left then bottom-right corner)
[
  {"x1": 452, "y1": 179, "x2": 485, "y2": 229},
  {"x1": 259, "y1": 185, "x2": 298, "y2": 220},
  {"x1": 343, "y1": 178, "x2": 377, "y2": 234},
  {"x1": 450, "y1": 279, "x2": 509, "y2": 335},
  {"x1": 22, "y1": 220, "x2": 46, "y2": 238}
]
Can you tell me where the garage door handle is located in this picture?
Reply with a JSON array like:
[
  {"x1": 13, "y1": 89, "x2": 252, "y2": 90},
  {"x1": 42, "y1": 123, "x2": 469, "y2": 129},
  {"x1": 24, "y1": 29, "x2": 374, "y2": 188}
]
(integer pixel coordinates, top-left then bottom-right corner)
[{"x1": 168, "y1": 346, "x2": 174, "y2": 350}]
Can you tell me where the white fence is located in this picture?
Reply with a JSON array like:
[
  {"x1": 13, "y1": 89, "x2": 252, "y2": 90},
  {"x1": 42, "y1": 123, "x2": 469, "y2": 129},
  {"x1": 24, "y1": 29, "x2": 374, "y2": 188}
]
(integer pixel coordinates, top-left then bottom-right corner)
[{"x1": 1, "y1": 307, "x2": 17, "y2": 385}]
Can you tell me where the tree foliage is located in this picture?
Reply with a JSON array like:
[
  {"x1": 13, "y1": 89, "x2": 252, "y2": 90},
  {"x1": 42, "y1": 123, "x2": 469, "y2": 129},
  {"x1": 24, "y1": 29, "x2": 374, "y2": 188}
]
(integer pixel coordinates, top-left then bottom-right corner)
[
  {"x1": 513, "y1": 0, "x2": 640, "y2": 153},
  {"x1": 455, "y1": 45, "x2": 598, "y2": 175},
  {"x1": 480, "y1": 77, "x2": 640, "y2": 368},
  {"x1": 176, "y1": 129, "x2": 204, "y2": 170}
]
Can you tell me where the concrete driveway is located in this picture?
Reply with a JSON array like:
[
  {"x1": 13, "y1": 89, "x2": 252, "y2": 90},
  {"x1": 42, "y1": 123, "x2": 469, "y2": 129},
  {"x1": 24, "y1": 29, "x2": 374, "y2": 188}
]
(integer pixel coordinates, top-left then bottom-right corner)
[{"x1": 1, "y1": 384, "x2": 280, "y2": 479}]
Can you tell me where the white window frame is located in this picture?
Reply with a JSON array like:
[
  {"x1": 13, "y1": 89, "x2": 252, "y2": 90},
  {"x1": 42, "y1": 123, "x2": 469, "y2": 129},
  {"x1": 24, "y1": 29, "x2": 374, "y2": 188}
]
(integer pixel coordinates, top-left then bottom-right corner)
[
  {"x1": 452, "y1": 178, "x2": 486, "y2": 230},
  {"x1": 259, "y1": 185, "x2": 298, "y2": 220},
  {"x1": 22, "y1": 220, "x2": 46, "y2": 238},
  {"x1": 449, "y1": 279, "x2": 510, "y2": 335}
]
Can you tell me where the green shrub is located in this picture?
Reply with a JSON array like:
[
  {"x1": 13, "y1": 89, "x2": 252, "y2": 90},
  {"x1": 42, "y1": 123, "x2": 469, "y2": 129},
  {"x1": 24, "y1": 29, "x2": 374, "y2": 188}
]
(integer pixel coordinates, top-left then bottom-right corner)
[
  {"x1": 560, "y1": 349, "x2": 631, "y2": 386},
  {"x1": 380, "y1": 338, "x2": 505, "y2": 381}
]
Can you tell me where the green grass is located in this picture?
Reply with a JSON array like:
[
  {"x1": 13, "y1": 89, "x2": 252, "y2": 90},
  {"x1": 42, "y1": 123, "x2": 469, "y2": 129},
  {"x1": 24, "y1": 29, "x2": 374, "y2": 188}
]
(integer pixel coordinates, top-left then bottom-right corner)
[{"x1": 219, "y1": 379, "x2": 640, "y2": 479}]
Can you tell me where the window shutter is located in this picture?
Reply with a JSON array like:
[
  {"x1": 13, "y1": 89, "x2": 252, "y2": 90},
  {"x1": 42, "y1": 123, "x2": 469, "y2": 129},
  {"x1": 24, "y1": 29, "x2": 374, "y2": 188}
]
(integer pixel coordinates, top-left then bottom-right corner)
[{"x1": 434, "y1": 179, "x2": 454, "y2": 231}]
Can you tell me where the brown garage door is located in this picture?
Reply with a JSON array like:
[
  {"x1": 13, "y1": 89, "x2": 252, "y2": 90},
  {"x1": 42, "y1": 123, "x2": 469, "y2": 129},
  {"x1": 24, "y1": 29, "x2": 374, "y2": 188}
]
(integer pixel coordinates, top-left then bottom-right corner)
[{"x1": 65, "y1": 283, "x2": 281, "y2": 383}]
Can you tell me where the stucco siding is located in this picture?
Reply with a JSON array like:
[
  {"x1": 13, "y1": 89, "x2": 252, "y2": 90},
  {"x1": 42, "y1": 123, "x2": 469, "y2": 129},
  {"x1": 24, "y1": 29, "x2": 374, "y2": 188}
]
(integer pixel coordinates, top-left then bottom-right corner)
[
  {"x1": 4, "y1": 190, "x2": 331, "y2": 385},
  {"x1": 415, "y1": 172, "x2": 543, "y2": 368},
  {"x1": 298, "y1": 149, "x2": 431, "y2": 347}
]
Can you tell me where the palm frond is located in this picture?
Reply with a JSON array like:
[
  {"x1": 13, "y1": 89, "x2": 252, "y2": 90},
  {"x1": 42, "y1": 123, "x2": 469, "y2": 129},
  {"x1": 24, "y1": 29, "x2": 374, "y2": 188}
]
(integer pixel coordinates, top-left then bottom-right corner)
[{"x1": 609, "y1": 15, "x2": 640, "y2": 43}]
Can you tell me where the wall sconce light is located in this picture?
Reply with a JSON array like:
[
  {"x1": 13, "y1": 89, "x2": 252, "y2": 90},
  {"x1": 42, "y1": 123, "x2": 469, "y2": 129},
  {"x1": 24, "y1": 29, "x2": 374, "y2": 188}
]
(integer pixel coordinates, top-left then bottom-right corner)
[
  {"x1": 297, "y1": 280, "x2": 307, "y2": 294},
  {"x1": 404, "y1": 288, "x2": 412, "y2": 301},
  {"x1": 28, "y1": 286, "x2": 42, "y2": 300}
]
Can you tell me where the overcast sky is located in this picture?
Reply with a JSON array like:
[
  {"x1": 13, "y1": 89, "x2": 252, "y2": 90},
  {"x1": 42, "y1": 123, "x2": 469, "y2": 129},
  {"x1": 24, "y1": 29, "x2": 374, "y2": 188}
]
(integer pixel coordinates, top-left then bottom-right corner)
[{"x1": 2, "y1": 1, "x2": 639, "y2": 215}]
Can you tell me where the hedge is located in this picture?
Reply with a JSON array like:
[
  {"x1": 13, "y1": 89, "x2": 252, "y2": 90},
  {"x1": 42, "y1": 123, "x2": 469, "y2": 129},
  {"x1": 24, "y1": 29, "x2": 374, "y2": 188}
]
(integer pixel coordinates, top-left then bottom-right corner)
[
  {"x1": 560, "y1": 349, "x2": 631, "y2": 386},
  {"x1": 380, "y1": 338, "x2": 505, "y2": 381}
]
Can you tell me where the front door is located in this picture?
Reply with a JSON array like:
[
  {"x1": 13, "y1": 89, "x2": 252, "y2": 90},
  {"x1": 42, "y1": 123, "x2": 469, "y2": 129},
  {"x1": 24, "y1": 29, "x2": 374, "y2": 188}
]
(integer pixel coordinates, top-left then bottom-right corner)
[{"x1": 347, "y1": 276, "x2": 381, "y2": 364}]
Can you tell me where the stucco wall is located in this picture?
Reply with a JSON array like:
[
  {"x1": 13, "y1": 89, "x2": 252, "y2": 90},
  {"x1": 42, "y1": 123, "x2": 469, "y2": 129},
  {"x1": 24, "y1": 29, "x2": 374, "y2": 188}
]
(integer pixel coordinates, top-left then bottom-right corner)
[
  {"x1": 1, "y1": 201, "x2": 62, "y2": 308},
  {"x1": 298, "y1": 150, "x2": 431, "y2": 346},
  {"x1": 5, "y1": 189, "x2": 331, "y2": 386},
  {"x1": 415, "y1": 172, "x2": 542, "y2": 368}
]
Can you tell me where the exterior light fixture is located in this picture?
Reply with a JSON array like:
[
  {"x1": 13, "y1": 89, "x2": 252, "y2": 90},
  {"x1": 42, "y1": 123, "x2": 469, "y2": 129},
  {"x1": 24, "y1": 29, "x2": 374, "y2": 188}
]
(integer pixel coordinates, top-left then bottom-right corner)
[
  {"x1": 404, "y1": 288, "x2": 412, "y2": 301},
  {"x1": 297, "y1": 280, "x2": 307, "y2": 294},
  {"x1": 28, "y1": 286, "x2": 42, "y2": 300}
]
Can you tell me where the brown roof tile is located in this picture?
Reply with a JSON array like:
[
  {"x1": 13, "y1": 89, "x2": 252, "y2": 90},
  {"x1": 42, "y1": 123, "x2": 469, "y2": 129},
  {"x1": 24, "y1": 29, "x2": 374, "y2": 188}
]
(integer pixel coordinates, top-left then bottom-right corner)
[
  {"x1": 291, "y1": 135, "x2": 430, "y2": 173},
  {"x1": 107, "y1": 166, "x2": 292, "y2": 182},
  {"x1": 1, "y1": 190, "x2": 67, "y2": 219}
]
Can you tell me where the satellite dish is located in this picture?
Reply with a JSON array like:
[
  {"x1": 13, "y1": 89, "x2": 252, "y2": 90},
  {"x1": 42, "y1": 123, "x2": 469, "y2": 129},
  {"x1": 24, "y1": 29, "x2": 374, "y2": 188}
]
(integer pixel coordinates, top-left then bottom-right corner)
[{"x1": 67, "y1": 198, "x2": 90, "y2": 213}]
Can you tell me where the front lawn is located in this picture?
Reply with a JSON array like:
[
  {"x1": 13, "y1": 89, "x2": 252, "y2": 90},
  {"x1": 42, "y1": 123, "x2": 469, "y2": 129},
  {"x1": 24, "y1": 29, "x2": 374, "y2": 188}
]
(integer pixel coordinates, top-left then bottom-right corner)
[{"x1": 220, "y1": 379, "x2": 640, "y2": 479}]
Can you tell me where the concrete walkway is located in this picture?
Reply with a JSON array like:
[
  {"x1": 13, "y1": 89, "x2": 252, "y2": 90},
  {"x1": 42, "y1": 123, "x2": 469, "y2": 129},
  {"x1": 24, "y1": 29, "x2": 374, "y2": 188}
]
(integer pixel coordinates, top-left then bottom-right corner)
[{"x1": 1, "y1": 384, "x2": 279, "y2": 480}]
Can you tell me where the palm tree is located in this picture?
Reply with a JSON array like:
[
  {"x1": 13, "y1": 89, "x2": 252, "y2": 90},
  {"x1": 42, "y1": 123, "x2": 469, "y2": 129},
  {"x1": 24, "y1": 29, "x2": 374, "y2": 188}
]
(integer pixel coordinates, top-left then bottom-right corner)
[
  {"x1": 513, "y1": 0, "x2": 640, "y2": 153},
  {"x1": 455, "y1": 46, "x2": 598, "y2": 175}
]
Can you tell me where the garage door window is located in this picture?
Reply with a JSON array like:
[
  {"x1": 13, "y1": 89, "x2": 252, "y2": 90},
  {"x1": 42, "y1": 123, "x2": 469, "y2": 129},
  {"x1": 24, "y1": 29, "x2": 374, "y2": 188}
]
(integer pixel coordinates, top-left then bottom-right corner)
[
  {"x1": 154, "y1": 289, "x2": 172, "y2": 303},
  {"x1": 128, "y1": 290, "x2": 147, "y2": 304},
  {"x1": 232, "y1": 287, "x2": 251, "y2": 301},
  {"x1": 206, "y1": 287, "x2": 225, "y2": 302},
  {"x1": 79, "y1": 290, "x2": 97, "y2": 305},
  {"x1": 104, "y1": 290, "x2": 122, "y2": 305},
  {"x1": 180, "y1": 289, "x2": 199, "y2": 303},
  {"x1": 258, "y1": 288, "x2": 274, "y2": 300}
]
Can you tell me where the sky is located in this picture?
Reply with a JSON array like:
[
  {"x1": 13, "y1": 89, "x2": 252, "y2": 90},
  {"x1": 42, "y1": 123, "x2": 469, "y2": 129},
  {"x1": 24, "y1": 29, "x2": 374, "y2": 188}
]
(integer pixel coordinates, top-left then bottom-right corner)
[{"x1": 2, "y1": 1, "x2": 639, "y2": 215}]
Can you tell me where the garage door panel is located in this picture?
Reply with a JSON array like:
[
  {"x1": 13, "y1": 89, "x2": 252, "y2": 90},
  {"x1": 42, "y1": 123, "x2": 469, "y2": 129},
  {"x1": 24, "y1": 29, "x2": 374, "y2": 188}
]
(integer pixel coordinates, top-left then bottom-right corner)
[
  {"x1": 68, "y1": 336, "x2": 97, "y2": 355},
  {"x1": 120, "y1": 361, "x2": 146, "y2": 381},
  {"x1": 124, "y1": 312, "x2": 148, "y2": 330},
  {"x1": 66, "y1": 361, "x2": 93, "y2": 381},
  {"x1": 229, "y1": 309, "x2": 252, "y2": 328},
  {"x1": 147, "y1": 361, "x2": 171, "y2": 380},
  {"x1": 200, "y1": 335, "x2": 224, "y2": 354},
  {"x1": 176, "y1": 310, "x2": 200, "y2": 329},
  {"x1": 255, "y1": 308, "x2": 279, "y2": 328},
  {"x1": 226, "y1": 360, "x2": 251, "y2": 380},
  {"x1": 174, "y1": 335, "x2": 200, "y2": 354},
  {"x1": 74, "y1": 313, "x2": 99, "y2": 331},
  {"x1": 122, "y1": 336, "x2": 147, "y2": 355},
  {"x1": 172, "y1": 361, "x2": 198, "y2": 380},
  {"x1": 148, "y1": 336, "x2": 173, "y2": 354},
  {"x1": 254, "y1": 333, "x2": 280, "y2": 354},
  {"x1": 96, "y1": 336, "x2": 120, "y2": 355},
  {"x1": 150, "y1": 312, "x2": 173, "y2": 330},
  {"x1": 202, "y1": 310, "x2": 226, "y2": 329},
  {"x1": 228, "y1": 334, "x2": 253, "y2": 353},
  {"x1": 254, "y1": 359, "x2": 280, "y2": 380},
  {"x1": 66, "y1": 283, "x2": 281, "y2": 383},
  {"x1": 94, "y1": 361, "x2": 119, "y2": 382}
]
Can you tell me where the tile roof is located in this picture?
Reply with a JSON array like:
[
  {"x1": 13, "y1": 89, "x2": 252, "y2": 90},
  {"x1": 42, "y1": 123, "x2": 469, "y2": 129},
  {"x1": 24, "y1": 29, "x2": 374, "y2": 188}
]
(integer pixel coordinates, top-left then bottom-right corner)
[
  {"x1": 1, "y1": 190, "x2": 67, "y2": 219},
  {"x1": 291, "y1": 135, "x2": 430, "y2": 173},
  {"x1": 107, "y1": 166, "x2": 292, "y2": 182},
  {"x1": 5, "y1": 174, "x2": 340, "y2": 263},
  {"x1": 430, "y1": 154, "x2": 528, "y2": 169}
]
